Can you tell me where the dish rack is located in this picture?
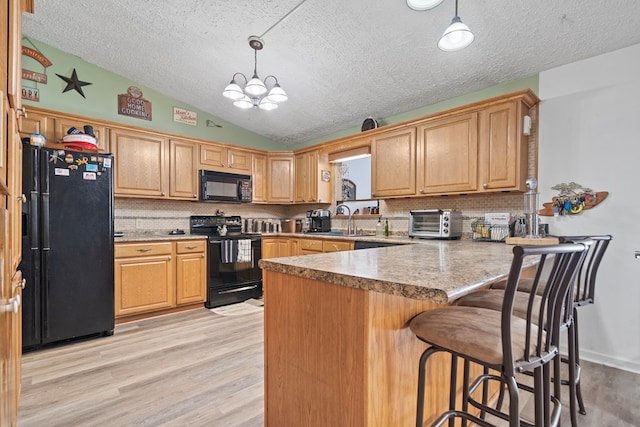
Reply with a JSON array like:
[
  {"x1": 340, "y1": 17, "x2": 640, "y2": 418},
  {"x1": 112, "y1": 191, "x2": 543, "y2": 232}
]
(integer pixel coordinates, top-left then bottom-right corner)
[{"x1": 471, "y1": 219, "x2": 514, "y2": 242}]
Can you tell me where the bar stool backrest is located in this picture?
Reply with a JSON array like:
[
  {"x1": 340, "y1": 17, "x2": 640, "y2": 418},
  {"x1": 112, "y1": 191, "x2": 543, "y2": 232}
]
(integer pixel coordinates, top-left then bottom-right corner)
[
  {"x1": 502, "y1": 242, "x2": 589, "y2": 376},
  {"x1": 559, "y1": 235, "x2": 612, "y2": 307}
]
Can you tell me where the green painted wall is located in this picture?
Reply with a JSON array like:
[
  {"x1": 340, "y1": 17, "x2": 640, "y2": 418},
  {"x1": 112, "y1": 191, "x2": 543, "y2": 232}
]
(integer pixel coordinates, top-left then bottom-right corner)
[
  {"x1": 294, "y1": 74, "x2": 539, "y2": 149},
  {"x1": 22, "y1": 37, "x2": 538, "y2": 151},
  {"x1": 21, "y1": 38, "x2": 284, "y2": 150}
]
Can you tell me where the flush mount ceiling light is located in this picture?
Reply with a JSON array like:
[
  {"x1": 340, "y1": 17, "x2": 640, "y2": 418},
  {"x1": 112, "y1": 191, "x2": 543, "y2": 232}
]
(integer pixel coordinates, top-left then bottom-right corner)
[
  {"x1": 438, "y1": 0, "x2": 474, "y2": 51},
  {"x1": 222, "y1": 36, "x2": 287, "y2": 111},
  {"x1": 406, "y1": 0, "x2": 444, "y2": 11}
]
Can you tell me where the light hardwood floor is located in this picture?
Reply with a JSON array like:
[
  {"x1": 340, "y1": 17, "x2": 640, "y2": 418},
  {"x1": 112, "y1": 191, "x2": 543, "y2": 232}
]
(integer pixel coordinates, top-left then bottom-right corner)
[{"x1": 18, "y1": 308, "x2": 640, "y2": 426}]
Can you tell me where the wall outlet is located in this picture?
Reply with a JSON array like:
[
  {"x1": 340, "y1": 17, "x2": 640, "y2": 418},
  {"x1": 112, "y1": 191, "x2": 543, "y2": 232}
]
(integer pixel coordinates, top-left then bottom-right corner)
[{"x1": 136, "y1": 219, "x2": 144, "y2": 229}]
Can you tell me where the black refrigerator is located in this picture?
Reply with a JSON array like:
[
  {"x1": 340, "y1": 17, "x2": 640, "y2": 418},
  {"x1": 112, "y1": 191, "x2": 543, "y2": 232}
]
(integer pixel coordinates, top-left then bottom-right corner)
[{"x1": 20, "y1": 143, "x2": 115, "y2": 350}]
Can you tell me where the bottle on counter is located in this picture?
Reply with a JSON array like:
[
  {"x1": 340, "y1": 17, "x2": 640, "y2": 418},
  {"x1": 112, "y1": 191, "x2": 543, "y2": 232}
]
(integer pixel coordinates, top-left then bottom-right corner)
[
  {"x1": 376, "y1": 218, "x2": 383, "y2": 236},
  {"x1": 384, "y1": 219, "x2": 389, "y2": 237}
]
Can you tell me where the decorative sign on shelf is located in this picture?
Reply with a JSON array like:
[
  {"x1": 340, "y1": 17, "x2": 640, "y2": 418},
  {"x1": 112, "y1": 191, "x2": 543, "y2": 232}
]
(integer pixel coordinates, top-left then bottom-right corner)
[
  {"x1": 118, "y1": 86, "x2": 152, "y2": 121},
  {"x1": 539, "y1": 182, "x2": 608, "y2": 216},
  {"x1": 21, "y1": 39, "x2": 52, "y2": 102}
]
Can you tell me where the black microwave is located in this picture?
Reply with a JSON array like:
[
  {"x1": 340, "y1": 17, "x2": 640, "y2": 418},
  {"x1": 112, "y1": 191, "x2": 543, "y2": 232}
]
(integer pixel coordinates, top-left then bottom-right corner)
[{"x1": 200, "y1": 170, "x2": 252, "y2": 203}]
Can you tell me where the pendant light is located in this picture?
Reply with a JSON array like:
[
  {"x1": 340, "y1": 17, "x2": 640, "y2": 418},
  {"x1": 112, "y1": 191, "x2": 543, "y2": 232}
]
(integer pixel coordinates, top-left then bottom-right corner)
[
  {"x1": 438, "y1": 0, "x2": 474, "y2": 51},
  {"x1": 222, "y1": 36, "x2": 288, "y2": 110},
  {"x1": 406, "y1": 0, "x2": 444, "y2": 11}
]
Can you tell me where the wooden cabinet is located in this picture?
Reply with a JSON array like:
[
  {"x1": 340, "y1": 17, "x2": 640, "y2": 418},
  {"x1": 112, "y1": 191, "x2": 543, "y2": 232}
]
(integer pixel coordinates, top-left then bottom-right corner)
[
  {"x1": 115, "y1": 242, "x2": 175, "y2": 317},
  {"x1": 322, "y1": 240, "x2": 353, "y2": 253},
  {"x1": 7, "y1": 112, "x2": 23, "y2": 273},
  {"x1": 416, "y1": 112, "x2": 478, "y2": 195},
  {"x1": 169, "y1": 139, "x2": 198, "y2": 200},
  {"x1": 262, "y1": 237, "x2": 292, "y2": 259},
  {"x1": 17, "y1": 110, "x2": 53, "y2": 142},
  {"x1": 294, "y1": 150, "x2": 331, "y2": 204},
  {"x1": 289, "y1": 237, "x2": 300, "y2": 256},
  {"x1": 175, "y1": 240, "x2": 207, "y2": 305},
  {"x1": 252, "y1": 153, "x2": 268, "y2": 203},
  {"x1": 300, "y1": 238, "x2": 324, "y2": 255},
  {"x1": 114, "y1": 239, "x2": 207, "y2": 320},
  {"x1": 371, "y1": 127, "x2": 417, "y2": 198},
  {"x1": 53, "y1": 117, "x2": 109, "y2": 152},
  {"x1": 112, "y1": 128, "x2": 168, "y2": 198},
  {"x1": 267, "y1": 154, "x2": 294, "y2": 203},
  {"x1": 478, "y1": 100, "x2": 528, "y2": 192},
  {"x1": 199, "y1": 143, "x2": 252, "y2": 174}
]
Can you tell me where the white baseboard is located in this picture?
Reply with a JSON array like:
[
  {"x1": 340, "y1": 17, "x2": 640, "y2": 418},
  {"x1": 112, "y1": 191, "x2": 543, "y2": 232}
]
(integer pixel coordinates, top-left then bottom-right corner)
[{"x1": 580, "y1": 349, "x2": 640, "y2": 375}]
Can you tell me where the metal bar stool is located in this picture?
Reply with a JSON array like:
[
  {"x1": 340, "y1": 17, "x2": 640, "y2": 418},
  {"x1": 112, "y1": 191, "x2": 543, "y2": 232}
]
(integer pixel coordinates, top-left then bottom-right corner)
[
  {"x1": 472, "y1": 235, "x2": 612, "y2": 426},
  {"x1": 409, "y1": 242, "x2": 588, "y2": 427}
]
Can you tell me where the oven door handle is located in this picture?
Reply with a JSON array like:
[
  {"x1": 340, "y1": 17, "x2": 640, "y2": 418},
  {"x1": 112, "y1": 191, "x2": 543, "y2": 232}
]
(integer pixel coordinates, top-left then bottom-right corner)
[{"x1": 218, "y1": 285, "x2": 258, "y2": 295}]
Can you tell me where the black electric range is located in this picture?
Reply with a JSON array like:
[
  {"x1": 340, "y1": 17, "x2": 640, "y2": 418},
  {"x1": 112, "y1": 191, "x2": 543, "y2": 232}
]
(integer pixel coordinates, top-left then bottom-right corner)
[{"x1": 190, "y1": 216, "x2": 262, "y2": 308}]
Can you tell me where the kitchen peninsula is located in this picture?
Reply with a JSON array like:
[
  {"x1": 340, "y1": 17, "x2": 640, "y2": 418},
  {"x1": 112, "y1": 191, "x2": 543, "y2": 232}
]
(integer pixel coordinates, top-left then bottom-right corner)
[{"x1": 259, "y1": 240, "x2": 532, "y2": 426}]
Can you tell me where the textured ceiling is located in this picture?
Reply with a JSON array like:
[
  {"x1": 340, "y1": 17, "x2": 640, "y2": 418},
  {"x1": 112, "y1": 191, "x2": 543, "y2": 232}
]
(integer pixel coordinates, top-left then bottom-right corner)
[{"x1": 22, "y1": 0, "x2": 640, "y2": 145}]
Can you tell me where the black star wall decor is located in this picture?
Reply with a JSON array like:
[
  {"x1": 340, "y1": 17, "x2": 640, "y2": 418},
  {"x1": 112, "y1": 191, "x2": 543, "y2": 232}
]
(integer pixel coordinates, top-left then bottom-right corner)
[{"x1": 56, "y1": 68, "x2": 92, "y2": 98}]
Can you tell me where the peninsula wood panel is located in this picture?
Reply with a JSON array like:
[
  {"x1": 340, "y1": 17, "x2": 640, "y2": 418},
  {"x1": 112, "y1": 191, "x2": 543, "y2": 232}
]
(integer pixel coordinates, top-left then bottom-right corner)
[
  {"x1": 417, "y1": 112, "x2": 478, "y2": 195},
  {"x1": 263, "y1": 270, "x2": 496, "y2": 426}
]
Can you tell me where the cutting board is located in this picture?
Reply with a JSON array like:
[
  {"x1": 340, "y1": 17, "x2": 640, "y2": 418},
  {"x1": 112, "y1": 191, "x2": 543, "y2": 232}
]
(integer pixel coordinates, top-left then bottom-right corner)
[{"x1": 505, "y1": 236, "x2": 560, "y2": 245}]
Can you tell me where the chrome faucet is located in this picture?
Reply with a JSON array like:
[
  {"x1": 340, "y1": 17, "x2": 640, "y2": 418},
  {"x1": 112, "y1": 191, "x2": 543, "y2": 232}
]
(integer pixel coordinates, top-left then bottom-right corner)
[{"x1": 336, "y1": 204, "x2": 354, "y2": 235}]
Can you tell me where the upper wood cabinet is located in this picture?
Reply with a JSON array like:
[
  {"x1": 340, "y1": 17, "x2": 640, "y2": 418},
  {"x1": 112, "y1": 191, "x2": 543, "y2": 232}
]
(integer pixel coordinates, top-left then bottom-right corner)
[
  {"x1": 111, "y1": 128, "x2": 168, "y2": 198},
  {"x1": 169, "y1": 139, "x2": 198, "y2": 200},
  {"x1": 267, "y1": 154, "x2": 294, "y2": 204},
  {"x1": 252, "y1": 153, "x2": 268, "y2": 203},
  {"x1": 478, "y1": 100, "x2": 528, "y2": 192},
  {"x1": 53, "y1": 117, "x2": 109, "y2": 152},
  {"x1": 294, "y1": 150, "x2": 331, "y2": 204},
  {"x1": 371, "y1": 127, "x2": 417, "y2": 198},
  {"x1": 416, "y1": 112, "x2": 478, "y2": 195},
  {"x1": 199, "y1": 143, "x2": 252, "y2": 174},
  {"x1": 18, "y1": 110, "x2": 53, "y2": 143}
]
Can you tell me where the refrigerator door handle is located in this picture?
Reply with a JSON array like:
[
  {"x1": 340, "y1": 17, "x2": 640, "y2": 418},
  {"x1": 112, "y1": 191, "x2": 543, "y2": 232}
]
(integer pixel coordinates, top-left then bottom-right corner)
[
  {"x1": 42, "y1": 192, "x2": 50, "y2": 250},
  {"x1": 30, "y1": 191, "x2": 39, "y2": 249},
  {"x1": 42, "y1": 249, "x2": 50, "y2": 338}
]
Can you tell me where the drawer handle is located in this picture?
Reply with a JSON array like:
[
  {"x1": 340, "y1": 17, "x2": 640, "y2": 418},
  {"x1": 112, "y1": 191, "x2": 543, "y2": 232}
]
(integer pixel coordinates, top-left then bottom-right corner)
[
  {"x1": 186, "y1": 245, "x2": 197, "y2": 249},
  {"x1": 137, "y1": 248, "x2": 153, "y2": 253}
]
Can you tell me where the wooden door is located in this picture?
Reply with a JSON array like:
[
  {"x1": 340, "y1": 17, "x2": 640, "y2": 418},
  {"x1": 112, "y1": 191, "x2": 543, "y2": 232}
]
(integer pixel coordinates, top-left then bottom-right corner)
[
  {"x1": 262, "y1": 238, "x2": 280, "y2": 259},
  {"x1": 111, "y1": 128, "x2": 167, "y2": 198},
  {"x1": 199, "y1": 143, "x2": 226, "y2": 171},
  {"x1": 175, "y1": 241, "x2": 206, "y2": 305},
  {"x1": 267, "y1": 154, "x2": 294, "y2": 203},
  {"x1": 252, "y1": 153, "x2": 267, "y2": 203},
  {"x1": 289, "y1": 238, "x2": 300, "y2": 256},
  {"x1": 371, "y1": 127, "x2": 417, "y2": 197},
  {"x1": 169, "y1": 139, "x2": 198, "y2": 200},
  {"x1": 227, "y1": 148, "x2": 252, "y2": 174},
  {"x1": 294, "y1": 153, "x2": 308, "y2": 203},
  {"x1": 478, "y1": 100, "x2": 526, "y2": 192},
  {"x1": 7, "y1": 113, "x2": 23, "y2": 272},
  {"x1": 417, "y1": 112, "x2": 478, "y2": 195}
]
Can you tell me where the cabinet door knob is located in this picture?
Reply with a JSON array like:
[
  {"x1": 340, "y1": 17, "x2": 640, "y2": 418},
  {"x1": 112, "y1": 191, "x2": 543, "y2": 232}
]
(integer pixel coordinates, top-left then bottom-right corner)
[
  {"x1": 161, "y1": 192, "x2": 166, "y2": 196},
  {"x1": 483, "y1": 183, "x2": 489, "y2": 189},
  {"x1": 18, "y1": 194, "x2": 27, "y2": 203},
  {"x1": 2, "y1": 295, "x2": 21, "y2": 313},
  {"x1": 202, "y1": 253, "x2": 205, "y2": 258},
  {"x1": 419, "y1": 189, "x2": 424, "y2": 194},
  {"x1": 168, "y1": 256, "x2": 172, "y2": 261},
  {"x1": 14, "y1": 278, "x2": 26, "y2": 290},
  {"x1": 17, "y1": 107, "x2": 28, "y2": 119},
  {"x1": 193, "y1": 194, "x2": 197, "y2": 198}
]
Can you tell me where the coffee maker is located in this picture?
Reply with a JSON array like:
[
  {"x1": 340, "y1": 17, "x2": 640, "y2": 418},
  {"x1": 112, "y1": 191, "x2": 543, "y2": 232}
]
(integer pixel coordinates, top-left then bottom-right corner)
[{"x1": 307, "y1": 209, "x2": 331, "y2": 232}]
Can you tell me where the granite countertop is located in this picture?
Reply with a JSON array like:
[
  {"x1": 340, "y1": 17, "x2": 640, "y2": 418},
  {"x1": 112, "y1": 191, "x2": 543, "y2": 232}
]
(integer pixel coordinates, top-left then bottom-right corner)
[
  {"x1": 115, "y1": 231, "x2": 208, "y2": 243},
  {"x1": 259, "y1": 240, "x2": 533, "y2": 304},
  {"x1": 263, "y1": 232, "x2": 416, "y2": 244}
]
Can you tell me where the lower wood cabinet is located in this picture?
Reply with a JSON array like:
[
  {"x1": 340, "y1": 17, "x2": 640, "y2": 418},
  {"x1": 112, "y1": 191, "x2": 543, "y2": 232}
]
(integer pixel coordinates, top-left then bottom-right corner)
[
  {"x1": 262, "y1": 237, "x2": 354, "y2": 258},
  {"x1": 115, "y1": 239, "x2": 206, "y2": 320}
]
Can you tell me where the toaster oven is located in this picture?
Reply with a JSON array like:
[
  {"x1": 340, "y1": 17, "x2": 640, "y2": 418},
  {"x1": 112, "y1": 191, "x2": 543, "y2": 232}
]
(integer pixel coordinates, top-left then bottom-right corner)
[{"x1": 408, "y1": 209, "x2": 462, "y2": 240}]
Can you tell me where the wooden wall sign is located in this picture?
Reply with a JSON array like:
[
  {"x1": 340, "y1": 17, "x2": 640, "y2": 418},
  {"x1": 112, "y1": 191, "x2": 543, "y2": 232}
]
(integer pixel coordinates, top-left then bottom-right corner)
[
  {"x1": 118, "y1": 86, "x2": 152, "y2": 121},
  {"x1": 22, "y1": 46, "x2": 53, "y2": 68},
  {"x1": 173, "y1": 107, "x2": 197, "y2": 126}
]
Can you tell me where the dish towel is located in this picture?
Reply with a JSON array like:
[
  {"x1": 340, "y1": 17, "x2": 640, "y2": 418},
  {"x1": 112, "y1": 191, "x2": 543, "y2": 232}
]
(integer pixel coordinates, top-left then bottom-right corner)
[
  {"x1": 221, "y1": 240, "x2": 238, "y2": 263},
  {"x1": 237, "y1": 239, "x2": 252, "y2": 263}
]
